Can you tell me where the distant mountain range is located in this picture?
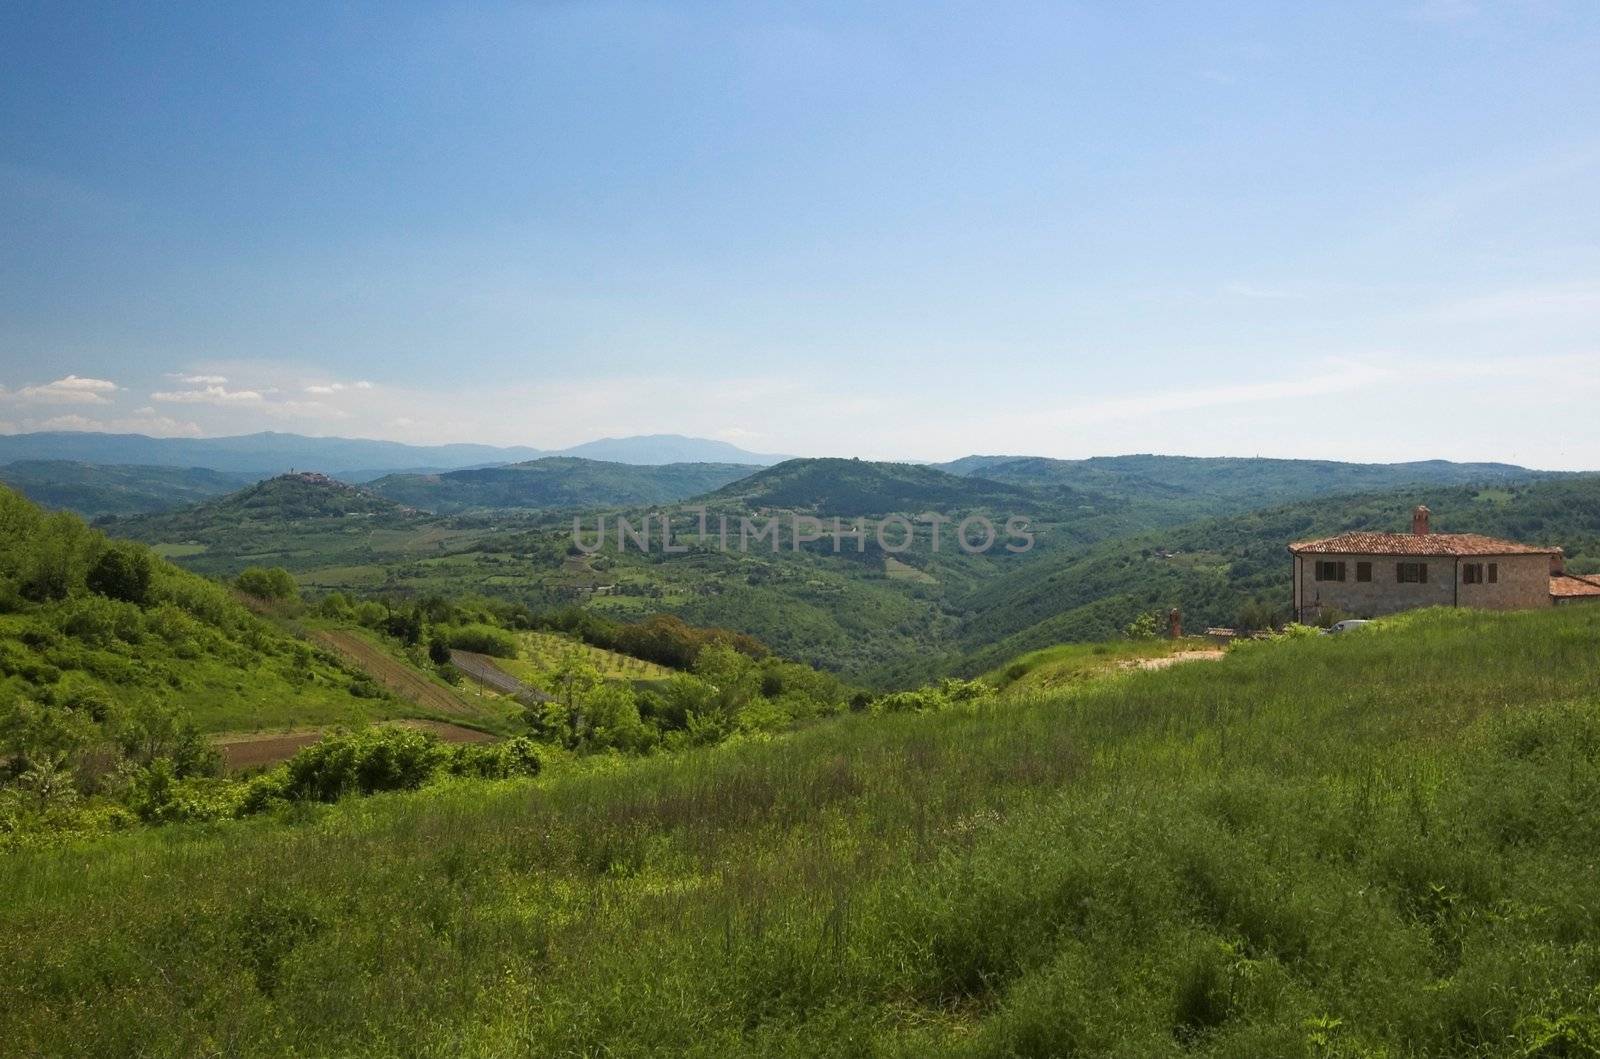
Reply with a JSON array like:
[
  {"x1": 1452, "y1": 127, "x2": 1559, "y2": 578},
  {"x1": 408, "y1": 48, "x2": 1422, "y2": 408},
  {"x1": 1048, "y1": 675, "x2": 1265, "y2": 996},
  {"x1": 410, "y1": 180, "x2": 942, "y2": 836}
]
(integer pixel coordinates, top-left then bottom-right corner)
[
  {"x1": 559, "y1": 435, "x2": 793, "y2": 466},
  {"x1": 0, "y1": 430, "x2": 792, "y2": 477}
]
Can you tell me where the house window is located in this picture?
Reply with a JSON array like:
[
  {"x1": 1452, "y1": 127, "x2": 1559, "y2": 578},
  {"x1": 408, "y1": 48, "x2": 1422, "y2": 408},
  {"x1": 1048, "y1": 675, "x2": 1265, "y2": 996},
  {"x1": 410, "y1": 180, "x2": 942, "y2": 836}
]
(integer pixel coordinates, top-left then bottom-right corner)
[
  {"x1": 1397, "y1": 561, "x2": 1429, "y2": 584},
  {"x1": 1463, "y1": 562, "x2": 1483, "y2": 585},
  {"x1": 1315, "y1": 560, "x2": 1346, "y2": 582},
  {"x1": 1356, "y1": 562, "x2": 1372, "y2": 582},
  {"x1": 1488, "y1": 563, "x2": 1498, "y2": 583}
]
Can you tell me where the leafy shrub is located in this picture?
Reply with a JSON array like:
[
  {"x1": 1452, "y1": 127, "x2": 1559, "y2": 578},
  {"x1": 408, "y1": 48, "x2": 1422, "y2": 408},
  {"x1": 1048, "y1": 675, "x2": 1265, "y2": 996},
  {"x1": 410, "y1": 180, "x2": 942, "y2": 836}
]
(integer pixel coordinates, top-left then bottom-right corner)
[
  {"x1": 85, "y1": 542, "x2": 153, "y2": 605},
  {"x1": 318, "y1": 592, "x2": 353, "y2": 619},
  {"x1": 439, "y1": 624, "x2": 518, "y2": 658},
  {"x1": 347, "y1": 673, "x2": 386, "y2": 699},
  {"x1": 384, "y1": 607, "x2": 422, "y2": 645},
  {"x1": 144, "y1": 603, "x2": 206, "y2": 657},
  {"x1": 280, "y1": 727, "x2": 448, "y2": 802},
  {"x1": 0, "y1": 640, "x2": 60, "y2": 684},
  {"x1": 0, "y1": 576, "x2": 23, "y2": 614},
  {"x1": 446, "y1": 737, "x2": 542, "y2": 779},
  {"x1": 353, "y1": 601, "x2": 388, "y2": 628},
  {"x1": 1124, "y1": 612, "x2": 1160, "y2": 640},
  {"x1": 872, "y1": 678, "x2": 993, "y2": 714},
  {"x1": 56, "y1": 596, "x2": 144, "y2": 647},
  {"x1": 125, "y1": 761, "x2": 240, "y2": 823},
  {"x1": 53, "y1": 675, "x2": 117, "y2": 724},
  {"x1": 235, "y1": 566, "x2": 299, "y2": 601}
]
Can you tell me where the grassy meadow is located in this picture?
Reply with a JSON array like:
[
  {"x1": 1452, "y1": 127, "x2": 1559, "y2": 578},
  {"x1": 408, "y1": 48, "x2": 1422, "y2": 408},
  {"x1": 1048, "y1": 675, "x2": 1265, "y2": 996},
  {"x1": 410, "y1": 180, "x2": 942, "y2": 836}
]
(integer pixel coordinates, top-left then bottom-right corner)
[{"x1": 6, "y1": 604, "x2": 1600, "y2": 1056}]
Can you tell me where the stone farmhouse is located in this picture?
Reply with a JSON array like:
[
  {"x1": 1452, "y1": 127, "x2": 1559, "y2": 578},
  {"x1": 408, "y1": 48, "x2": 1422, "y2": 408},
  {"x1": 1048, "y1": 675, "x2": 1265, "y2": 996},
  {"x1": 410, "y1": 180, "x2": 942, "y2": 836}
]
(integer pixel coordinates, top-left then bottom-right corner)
[{"x1": 1289, "y1": 505, "x2": 1600, "y2": 623}]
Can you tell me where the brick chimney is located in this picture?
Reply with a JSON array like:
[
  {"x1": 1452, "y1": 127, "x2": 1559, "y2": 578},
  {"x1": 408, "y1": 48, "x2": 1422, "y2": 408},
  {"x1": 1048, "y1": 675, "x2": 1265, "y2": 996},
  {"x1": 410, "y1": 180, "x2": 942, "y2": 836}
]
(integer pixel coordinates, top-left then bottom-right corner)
[
  {"x1": 1412, "y1": 505, "x2": 1431, "y2": 536},
  {"x1": 1551, "y1": 549, "x2": 1565, "y2": 576}
]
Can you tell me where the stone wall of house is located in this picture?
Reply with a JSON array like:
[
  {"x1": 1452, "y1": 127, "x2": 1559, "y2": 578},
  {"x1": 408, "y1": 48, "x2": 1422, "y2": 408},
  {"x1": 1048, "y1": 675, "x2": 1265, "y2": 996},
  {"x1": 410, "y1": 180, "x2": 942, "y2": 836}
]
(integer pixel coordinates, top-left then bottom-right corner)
[
  {"x1": 1294, "y1": 552, "x2": 1553, "y2": 620},
  {"x1": 1457, "y1": 554, "x2": 1553, "y2": 610}
]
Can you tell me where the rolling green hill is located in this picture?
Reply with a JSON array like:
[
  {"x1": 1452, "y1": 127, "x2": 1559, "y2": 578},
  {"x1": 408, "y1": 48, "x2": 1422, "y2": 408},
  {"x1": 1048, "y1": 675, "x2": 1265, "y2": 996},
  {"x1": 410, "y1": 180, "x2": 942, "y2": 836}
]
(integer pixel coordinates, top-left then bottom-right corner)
[
  {"x1": 7, "y1": 604, "x2": 1600, "y2": 1054},
  {"x1": 0, "y1": 460, "x2": 259, "y2": 517},
  {"x1": 98, "y1": 459, "x2": 1600, "y2": 686},
  {"x1": 103, "y1": 472, "x2": 441, "y2": 578},
  {"x1": 0, "y1": 484, "x2": 421, "y2": 735},
  {"x1": 947, "y1": 473, "x2": 1600, "y2": 676},
  {"x1": 368, "y1": 457, "x2": 757, "y2": 513},
  {"x1": 699, "y1": 457, "x2": 1057, "y2": 516},
  {"x1": 936, "y1": 453, "x2": 1551, "y2": 519}
]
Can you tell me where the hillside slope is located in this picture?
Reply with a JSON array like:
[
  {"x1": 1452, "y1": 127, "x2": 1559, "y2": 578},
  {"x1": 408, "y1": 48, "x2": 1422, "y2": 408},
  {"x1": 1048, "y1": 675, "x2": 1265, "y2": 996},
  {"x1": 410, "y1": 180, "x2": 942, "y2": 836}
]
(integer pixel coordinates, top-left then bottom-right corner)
[
  {"x1": 102, "y1": 472, "x2": 436, "y2": 578},
  {"x1": 0, "y1": 461, "x2": 259, "y2": 517},
  {"x1": 950, "y1": 473, "x2": 1600, "y2": 674},
  {"x1": 6, "y1": 605, "x2": 1600, "y2": 1054},
  {"x1": 368, "y1": 458, "x2": 756, "y2": 513},
  {"x1": 937, "y1": 453, "x2": 1550, "y2": 518},
  {"x1": 0, "y1": 485, "x2": 413, "y2": 734},
  {"x1": 699, "y1": 457, "x2": 1056, "y2": 516}
]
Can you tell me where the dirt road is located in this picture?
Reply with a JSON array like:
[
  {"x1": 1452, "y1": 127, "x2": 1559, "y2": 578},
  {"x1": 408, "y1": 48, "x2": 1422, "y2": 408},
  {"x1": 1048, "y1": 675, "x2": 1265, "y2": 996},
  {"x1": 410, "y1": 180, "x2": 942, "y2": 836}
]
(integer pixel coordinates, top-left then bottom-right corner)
[
  {"x1": 451, "y1": 649, "x2": 553, "y2": 702},
  {"x1": 1122, "y1": 649, "x2": 1227, "y2": 671},
  {"x1": 313, "y1": 630, "x2": 475, "y2": 716}
]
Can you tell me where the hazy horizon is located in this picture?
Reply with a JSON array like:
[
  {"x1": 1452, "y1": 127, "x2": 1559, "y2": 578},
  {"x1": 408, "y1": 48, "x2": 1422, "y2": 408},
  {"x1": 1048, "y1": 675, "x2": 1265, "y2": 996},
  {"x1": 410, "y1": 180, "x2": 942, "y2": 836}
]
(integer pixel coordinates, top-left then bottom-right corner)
[
  {"x1": 4, "y1": 2, "x2": 1599, "y2": 468},
  {"x1": 2, "y1": 425, "x2": 1590, "y2": 475}
]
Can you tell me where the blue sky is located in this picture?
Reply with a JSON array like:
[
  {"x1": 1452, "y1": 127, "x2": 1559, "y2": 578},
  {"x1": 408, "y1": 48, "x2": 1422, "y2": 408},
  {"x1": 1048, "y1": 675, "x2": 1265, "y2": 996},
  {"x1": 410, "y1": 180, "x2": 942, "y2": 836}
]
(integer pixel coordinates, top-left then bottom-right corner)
[{"x1": 2, "y1": 1, "x2": 1598, "y2": 467}]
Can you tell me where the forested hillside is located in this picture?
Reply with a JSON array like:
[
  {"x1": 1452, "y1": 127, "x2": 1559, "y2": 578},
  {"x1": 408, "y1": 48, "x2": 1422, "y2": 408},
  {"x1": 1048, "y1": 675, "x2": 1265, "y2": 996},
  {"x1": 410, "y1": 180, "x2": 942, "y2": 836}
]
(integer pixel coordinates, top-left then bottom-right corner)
[
  {"x1": 0, "y1": 484, "x2": 436, "y2": 843},
  {"x1": 937, "y1": 453, "x2": 1549, "y2": 519},
  {"x1": 948, "y1": 474, "x2": 1600, "y2": 676},
  {"x1": 98, "y1": 459, "x2": 1600, "y2": 685},
  {"x1": 0, "y1": 461, "x2": 259, "y2": 517},
  {"x1": 700, "y1": 457, "x2": 1054, "y2": 516},
  {"x1": 368, "y1": 457, "x2": 756, "y2": 513}
]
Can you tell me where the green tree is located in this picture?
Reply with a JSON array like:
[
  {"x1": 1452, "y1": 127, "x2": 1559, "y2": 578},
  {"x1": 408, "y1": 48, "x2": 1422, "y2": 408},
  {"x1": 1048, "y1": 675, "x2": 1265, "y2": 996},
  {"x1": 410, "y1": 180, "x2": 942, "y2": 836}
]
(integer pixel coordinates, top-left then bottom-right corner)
[
  {"x1": 1124, "y1": 612, "x2": 1160, "y2": 641},
  {"x1": 584, "y1": 681, "x2": 651, "y2": 752},
  {"x1": 235, "y1": 566, "x2": 298, "y2": 601},
  {"x1": 544, "y1": 649, "x2": 602, "y2": 746},
  {"x1": 693, "y1": 643, "x2": 762, "y2": 720},
  {"x1": 85, "y1": 541, "x2": 154, "y2": 605}
]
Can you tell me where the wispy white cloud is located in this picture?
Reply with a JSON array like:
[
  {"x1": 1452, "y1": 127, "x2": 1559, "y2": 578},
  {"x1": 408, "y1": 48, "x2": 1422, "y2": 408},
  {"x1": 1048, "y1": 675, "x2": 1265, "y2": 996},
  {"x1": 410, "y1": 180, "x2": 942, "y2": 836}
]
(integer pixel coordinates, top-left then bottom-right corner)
[
  {"x1": 8, "y1": 374, "x2": 119, "y2": 405},
  {"x1": 150, "y1": 384, "x2": 265, "y2": 405},
  {"x1": 165, "y1": 372, "x2": 228, "y2": 385},
  {"x1": 304, "y1": 380, "x2": 375, "y2": 395},
  {"x1": 30, "y1": 412, "x2": 202, "y2": 437}
]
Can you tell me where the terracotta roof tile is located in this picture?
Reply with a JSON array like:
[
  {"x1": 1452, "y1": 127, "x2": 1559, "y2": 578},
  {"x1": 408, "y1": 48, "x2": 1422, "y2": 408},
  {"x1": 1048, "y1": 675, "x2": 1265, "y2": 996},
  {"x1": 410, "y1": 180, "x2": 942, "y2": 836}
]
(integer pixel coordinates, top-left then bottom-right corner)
[
  {"x1": 1551, "y1": 573, "x2": 1600, "y2": 599},
  {"x1": 1288, "y1": 532, "x2": 1558, "y2": 557}
]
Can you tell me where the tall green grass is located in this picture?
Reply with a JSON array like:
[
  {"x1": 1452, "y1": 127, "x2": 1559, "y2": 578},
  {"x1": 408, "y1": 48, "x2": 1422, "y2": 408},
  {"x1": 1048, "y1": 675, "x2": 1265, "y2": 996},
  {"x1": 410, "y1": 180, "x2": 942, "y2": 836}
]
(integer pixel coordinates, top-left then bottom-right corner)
[{"x1": 4, "y1": 605, "x2": 1600, "y2": 1056}]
